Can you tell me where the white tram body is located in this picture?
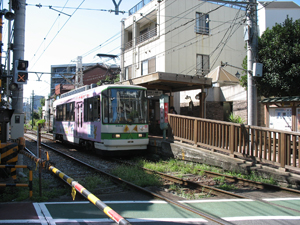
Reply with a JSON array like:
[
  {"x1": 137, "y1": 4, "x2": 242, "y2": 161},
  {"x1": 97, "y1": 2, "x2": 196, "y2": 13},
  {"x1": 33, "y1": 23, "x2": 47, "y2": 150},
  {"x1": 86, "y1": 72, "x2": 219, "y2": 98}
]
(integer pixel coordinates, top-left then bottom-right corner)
[{"x1": 53, "y1": 84, "x2": 149, "y2": 153}]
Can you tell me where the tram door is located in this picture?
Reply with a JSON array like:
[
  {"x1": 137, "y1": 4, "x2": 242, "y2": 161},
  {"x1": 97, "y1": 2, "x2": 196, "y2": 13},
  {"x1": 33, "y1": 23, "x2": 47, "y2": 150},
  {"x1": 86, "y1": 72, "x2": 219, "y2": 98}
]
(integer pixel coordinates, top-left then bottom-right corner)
[{"x1": 76, "y1": 102, "x2": 83, "y2": 138}]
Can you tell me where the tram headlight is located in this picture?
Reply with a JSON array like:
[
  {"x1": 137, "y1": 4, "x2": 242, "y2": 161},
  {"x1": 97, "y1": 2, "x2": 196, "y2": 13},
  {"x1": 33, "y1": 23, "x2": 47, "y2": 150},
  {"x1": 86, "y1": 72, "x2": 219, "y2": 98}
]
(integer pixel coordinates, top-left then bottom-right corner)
[
  {"x1": 138, "y1": 133, "x2": 146, "y2": 138},
  {"x1": 112, "y1": 134, "x2": 121, "y2": 138}
]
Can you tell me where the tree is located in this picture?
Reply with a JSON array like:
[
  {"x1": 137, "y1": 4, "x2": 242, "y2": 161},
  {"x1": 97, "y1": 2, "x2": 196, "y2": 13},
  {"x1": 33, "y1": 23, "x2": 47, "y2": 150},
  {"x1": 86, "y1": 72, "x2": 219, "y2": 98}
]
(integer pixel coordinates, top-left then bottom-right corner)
[
  {"x1": 257, "y1": 17, "x2": 300, "y2": 97},
  {"x1": 40, "y1": 97, "x2": 45, "y2": 107},
  {"x1": 96, "y1": 74, "x2": 120, "y2": 86}
]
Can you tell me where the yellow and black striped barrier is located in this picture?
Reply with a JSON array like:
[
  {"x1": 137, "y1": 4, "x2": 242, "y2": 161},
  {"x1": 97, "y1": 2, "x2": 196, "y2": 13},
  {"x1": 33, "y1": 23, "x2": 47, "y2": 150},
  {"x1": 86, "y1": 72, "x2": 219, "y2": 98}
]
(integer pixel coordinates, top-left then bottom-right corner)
[
  {"x1": 20, "y1": 150, "x2": 130, "y2": 225},
  {"x1": 0, "y1": 142, "x2": 19, "y2": 180},
  {"x1": 49, "y1": 166, "x2": 131, "y2": 225},
  {"x1": 0, "y1": 165, "x2": 33, "y2": 198}
]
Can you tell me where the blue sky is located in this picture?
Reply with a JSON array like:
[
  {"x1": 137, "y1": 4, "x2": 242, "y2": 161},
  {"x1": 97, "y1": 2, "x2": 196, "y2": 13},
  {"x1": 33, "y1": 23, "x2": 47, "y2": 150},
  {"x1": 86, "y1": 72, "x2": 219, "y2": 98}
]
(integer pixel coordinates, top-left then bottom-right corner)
[
  {"x1": 1, "y1": 0, "x2": 300, "y2": 100},
  {"x1": 2, "y1": 0, "x2": 140, "y2": 99}
]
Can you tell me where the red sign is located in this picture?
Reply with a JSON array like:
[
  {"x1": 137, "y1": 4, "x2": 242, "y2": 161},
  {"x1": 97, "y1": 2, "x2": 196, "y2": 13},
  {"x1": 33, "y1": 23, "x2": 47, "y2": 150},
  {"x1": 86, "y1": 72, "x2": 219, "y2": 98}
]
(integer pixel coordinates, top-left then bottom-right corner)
[{"x1": 164, "y1": 103, "x2": 168, "y2": 123}]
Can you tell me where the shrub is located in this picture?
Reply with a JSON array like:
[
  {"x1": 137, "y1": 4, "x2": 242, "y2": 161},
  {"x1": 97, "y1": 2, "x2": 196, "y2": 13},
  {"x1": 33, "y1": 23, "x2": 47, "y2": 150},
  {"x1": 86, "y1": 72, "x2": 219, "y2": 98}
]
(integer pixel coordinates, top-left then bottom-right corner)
[{"x1": 228, "y1": 113, "x2": 245, "y2": 124}]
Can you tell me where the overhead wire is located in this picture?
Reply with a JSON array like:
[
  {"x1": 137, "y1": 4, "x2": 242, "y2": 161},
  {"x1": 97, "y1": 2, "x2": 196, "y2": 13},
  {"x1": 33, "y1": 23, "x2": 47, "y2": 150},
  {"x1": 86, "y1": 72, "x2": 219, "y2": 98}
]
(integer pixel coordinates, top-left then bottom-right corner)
[
  {"x1": 121, "y1": 1, "x2": 246, "y2": 77},
  {"x1": 30, "y1": 0, "x2": 86, "y2": 70},
  {"x1": 30, "y1": 0, "x2": 70, "y2": 63}
]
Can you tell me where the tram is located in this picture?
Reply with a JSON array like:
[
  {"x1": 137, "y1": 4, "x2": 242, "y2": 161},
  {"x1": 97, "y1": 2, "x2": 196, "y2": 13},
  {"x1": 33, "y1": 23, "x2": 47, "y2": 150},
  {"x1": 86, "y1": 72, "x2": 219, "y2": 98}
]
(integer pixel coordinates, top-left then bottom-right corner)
[{"x1": 53, "y1": 84, "x2": 149, "y2": 154}]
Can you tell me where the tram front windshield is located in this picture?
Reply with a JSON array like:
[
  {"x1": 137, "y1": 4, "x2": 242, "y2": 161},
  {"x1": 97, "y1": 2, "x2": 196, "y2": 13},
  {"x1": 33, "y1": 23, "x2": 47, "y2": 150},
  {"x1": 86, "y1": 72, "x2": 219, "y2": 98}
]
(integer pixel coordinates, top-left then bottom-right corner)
[{"x1": 103, "y1": 88, "x2": 148, "y2": 124}]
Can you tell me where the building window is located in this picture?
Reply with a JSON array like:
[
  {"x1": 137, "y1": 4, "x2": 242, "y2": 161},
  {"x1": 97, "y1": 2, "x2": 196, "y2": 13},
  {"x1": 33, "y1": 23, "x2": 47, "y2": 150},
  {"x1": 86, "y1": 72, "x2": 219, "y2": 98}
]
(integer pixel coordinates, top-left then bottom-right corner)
[
  {"x1": 195, "y1": 12, "x2": 209, "y2": 35},
  {"x1": 196, "y1": 54, "x2": 209, "y2": 76},
  {"x1": 141, "y1": 57, "x2": 156, "y2": 75},
  {"x1": 125, "y1": 65, "x2": 132, "y2": 80}
]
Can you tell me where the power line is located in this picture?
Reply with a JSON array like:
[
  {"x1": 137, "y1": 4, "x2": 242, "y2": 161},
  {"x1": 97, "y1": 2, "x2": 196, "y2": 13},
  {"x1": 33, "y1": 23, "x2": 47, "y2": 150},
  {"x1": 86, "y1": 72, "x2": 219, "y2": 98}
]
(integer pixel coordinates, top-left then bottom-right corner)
[
  {"x1": 30, "y1": 0, "x2": 70, "y2": 63},
  {"x1": 30, "y1": 0, "x2": 86, "y2": 70},
  {"x1": 27, "y1": 3, "x2": 126, "y2": 14}
]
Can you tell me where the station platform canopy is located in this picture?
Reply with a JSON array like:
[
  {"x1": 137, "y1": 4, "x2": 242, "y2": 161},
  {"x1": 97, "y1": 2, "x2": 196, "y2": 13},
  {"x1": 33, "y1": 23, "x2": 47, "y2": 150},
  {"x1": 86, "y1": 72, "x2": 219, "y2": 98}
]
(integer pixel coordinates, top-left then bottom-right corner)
[{"x1": 120, "y1": 72, "x2": 212, "y2": 92}]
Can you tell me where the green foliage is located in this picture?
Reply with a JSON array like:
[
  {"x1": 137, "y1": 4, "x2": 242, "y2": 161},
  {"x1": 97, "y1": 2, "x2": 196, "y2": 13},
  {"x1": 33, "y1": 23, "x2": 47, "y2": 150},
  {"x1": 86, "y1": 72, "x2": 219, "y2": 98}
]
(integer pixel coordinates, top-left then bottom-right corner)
[
  {"x1": 37, "y1": 119, "x2": 45, "y2": 125},
  {"x1": 228, "y1": 113, "x2": 245, "y2": 124},
  {"x1": 40, "y1": 98, "x2": 45, "y2": 107},
  {"x1": 217, "y1": 183, "x2": 237, "y2": 191},
  {"x1": 240, "y1": 55, "x2": 248, "y2": 89},
  {"x1": 97, "y1": 74, "x2": 120, "y2": 86},
  {"x1": 32, "y1": 111, "x2": 39, "y2": 120},
  {"x1": 111, "y1": 164, "x2": 162, "y2": 187},
  {"x1": 257, "y1": 17, "x2": 300, "y2": 97},
  {"x1": 78, "y1": 175, "x2": 111, "y2": 193},
  {"x1": 38, "y1": 107, "x2": 43, "y2": 119},
  {"x1": 0, "y1": 176, "x2": 69, "y2": 202}
]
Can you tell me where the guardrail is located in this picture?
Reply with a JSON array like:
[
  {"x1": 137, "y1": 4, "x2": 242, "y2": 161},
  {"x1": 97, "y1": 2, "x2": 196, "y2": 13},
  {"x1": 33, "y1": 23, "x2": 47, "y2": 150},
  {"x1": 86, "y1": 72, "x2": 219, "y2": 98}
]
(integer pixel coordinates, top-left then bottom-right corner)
[
  {"x1": 0, "y1": 165, "x2": 33, "y2": 198},
  {"x1": 168, "y1": 114, "x2": 300, "y2": 170}
]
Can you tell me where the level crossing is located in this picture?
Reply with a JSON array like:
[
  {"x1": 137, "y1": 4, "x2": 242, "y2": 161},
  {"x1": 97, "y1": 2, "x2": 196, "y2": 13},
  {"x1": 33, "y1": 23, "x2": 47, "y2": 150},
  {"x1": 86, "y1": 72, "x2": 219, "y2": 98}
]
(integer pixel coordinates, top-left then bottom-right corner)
[{"x1": 1, "y1": 197, "x2": 300, "y2": 224}]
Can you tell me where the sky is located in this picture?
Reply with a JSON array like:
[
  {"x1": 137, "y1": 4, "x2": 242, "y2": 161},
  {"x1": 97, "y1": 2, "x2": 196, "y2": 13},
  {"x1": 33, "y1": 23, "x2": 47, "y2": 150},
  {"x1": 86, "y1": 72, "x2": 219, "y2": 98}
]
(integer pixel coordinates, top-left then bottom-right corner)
[
  {"x1": 2, "y1": 0, "x2": 141, "y2": 100},
  {"x1": 1, "y1": 0, "x2": 300, "y2": 101}
]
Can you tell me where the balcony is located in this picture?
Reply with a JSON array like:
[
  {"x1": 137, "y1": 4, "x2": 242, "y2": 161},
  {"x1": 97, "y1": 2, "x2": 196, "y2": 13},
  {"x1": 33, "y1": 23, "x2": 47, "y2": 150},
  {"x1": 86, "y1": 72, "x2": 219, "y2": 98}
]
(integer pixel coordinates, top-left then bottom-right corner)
[
  {"x1": 136, "y1": 26, "x2": 157, "y2": 45},
  {"x1": 125, "y1": 26, "x2": 157, "y2": 51}
]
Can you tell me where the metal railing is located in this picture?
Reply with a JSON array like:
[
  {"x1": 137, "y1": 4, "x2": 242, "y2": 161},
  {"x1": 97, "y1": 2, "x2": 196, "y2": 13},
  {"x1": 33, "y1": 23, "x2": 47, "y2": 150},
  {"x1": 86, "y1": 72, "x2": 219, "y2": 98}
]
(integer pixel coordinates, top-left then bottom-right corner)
[
  {"x1": 125, "y1": 40, "x2": 133, "y2": 50},
  {"x1": 136, "y1": 27, "x2": 157, "y2": 45},
  {"x1": 129, "y1": 0, "x2": 154, "y2": 15},
  {"x1": 168, "y1": 114, "x2": 300, "y2": 170},
  {"x1": 125, "y1": 27, "x2": 158, "y2": 51}
]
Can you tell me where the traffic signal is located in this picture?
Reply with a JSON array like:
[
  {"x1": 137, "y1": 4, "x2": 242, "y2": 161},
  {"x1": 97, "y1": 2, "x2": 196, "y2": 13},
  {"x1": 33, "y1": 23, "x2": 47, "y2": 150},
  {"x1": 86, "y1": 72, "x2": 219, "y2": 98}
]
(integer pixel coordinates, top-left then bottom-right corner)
[{"x1": 14, "y1": 60, "x2": 29, "y2": 84}]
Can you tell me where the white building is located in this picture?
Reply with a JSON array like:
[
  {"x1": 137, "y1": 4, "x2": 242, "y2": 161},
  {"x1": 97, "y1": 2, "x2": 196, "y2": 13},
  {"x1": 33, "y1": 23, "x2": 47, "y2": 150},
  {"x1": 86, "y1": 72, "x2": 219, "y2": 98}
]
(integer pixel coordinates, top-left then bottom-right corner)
[
  {"x1": 257, "y1": 1, "x2": 300, "y2": 36},
  {"x1": 121, "y1": 0, "x2": 246, "y2": 122}
]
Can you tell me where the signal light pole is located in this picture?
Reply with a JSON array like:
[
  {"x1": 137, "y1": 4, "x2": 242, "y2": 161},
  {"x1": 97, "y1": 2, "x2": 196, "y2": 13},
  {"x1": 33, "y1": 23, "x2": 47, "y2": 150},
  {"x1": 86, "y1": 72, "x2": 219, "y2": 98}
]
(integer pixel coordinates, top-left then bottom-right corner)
[{"x1": 11, "y1": 0, "x2": 26, "y2": 140}]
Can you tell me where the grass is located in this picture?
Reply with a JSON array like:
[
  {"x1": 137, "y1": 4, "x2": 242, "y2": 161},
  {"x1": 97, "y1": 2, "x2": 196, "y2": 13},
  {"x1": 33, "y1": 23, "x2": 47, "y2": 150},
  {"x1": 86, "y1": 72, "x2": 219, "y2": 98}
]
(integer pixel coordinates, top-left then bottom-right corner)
[
  {"x1": 138, "y1": 158, "x2": 278, "y2": 186},
  {"x1": 77, "y1": 175, "x2": 112, "y2": 193},
  {"x1": 168, "y1": 184, "x2": 211, "y2": 199},
  {"x1": 110, "y1": 164, "x2": 162, "y2": 187},
  {"x1": 0, "y1": 175, "x2": 70, "y2": 202}
]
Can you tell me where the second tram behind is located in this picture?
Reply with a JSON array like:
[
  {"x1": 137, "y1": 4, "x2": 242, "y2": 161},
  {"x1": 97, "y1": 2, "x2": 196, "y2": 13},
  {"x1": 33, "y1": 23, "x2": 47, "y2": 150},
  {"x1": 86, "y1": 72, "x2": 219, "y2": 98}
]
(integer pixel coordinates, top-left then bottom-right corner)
[{"x1": 53, "y1": 84, "x2": 149, "y2": 154}]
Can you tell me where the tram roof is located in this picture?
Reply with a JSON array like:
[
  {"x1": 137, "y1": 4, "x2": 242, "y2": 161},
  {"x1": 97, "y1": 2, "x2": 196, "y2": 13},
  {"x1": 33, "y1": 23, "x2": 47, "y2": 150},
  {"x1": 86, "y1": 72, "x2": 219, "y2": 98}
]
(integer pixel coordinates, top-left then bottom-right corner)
[{"x1": 119, "y1": 72, "x2": 212, "y2": 93}]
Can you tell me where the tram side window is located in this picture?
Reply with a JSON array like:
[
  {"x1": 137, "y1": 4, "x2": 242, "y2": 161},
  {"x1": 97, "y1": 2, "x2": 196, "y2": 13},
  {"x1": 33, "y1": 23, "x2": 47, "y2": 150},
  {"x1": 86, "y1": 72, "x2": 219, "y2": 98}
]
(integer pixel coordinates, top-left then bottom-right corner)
[
  {"x1": 66, "y1": 102, "x2": 75, "y2": 121},
  {"x1": 62, "y1": 104, "x2": 66, "y2": 121},
  {"x1": 56, "y1": 105, "x2": 63, "y2": 121},
  {"x1": 84, "y1": 99, "x2": 88, "y2": 121},
  {"x1": 69, "y1": 102, "x2": 75, "y2": 121},
  {"x1": 93, "y1": 96, "x2": 100, "y2": 121},
  {"x1": 66, "y1": 103, "x2": 70, "y2": 121},
  {"x1": 56, "y1": 102, "x2": 75, "y2": 121},
  {"x1": 84, "y1": 96, "x2": 100, "y2": 122},
  {"x1": 103, "y1": 95, "x2": 109, "y2": 123}
]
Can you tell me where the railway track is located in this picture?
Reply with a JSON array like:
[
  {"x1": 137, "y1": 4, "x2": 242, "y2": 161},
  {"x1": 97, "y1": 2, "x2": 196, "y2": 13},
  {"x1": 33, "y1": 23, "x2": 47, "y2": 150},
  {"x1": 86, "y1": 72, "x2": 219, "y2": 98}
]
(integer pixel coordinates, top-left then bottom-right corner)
[
  {"x1": 24, "y1": 132, "x2": 232, "y2": 224},
  {"x1": 23, "y1": 131, "x2": 300, "y2": 223}
]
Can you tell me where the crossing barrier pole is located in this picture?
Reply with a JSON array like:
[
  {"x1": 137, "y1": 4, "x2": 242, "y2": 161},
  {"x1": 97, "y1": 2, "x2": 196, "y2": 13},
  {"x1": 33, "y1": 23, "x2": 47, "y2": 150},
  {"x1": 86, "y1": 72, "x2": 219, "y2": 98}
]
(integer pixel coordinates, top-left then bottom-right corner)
[
  {"x1": 20, "y1": 150, "x2": 130, "y2": 225},
  {"x1": 49, "y1": 166, "x2": 131, "y2": 225}
]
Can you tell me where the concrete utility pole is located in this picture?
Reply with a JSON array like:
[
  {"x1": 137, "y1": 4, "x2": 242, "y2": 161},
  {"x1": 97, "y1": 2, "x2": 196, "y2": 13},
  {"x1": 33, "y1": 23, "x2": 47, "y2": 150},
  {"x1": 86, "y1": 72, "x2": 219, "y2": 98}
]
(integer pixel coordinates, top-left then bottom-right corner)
[
  {"x1": 11, "y1": 0, "x2": 26, "y2": 139},
  {"x1": 247, "y1": 0, "x2": 258, "y2": 126},
  {"x1": 75, "y1": 56, "x2": 83, "y2": 88}
]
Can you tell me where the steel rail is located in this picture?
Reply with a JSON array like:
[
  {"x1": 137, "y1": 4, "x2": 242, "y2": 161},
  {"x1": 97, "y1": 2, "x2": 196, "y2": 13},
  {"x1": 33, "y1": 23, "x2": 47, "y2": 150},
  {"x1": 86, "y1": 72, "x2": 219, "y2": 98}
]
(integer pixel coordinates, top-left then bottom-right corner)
[
  {"x1": 23, "y1": 134, "x2": 232, "y2": 225},
  {"x1": 116, "y1": 160, "x2": 247, "y2": 199},
  {"x1": 21, "y1": 148, "x2": 130, "y2": 225},
  {"x1": 199, "y1": 169, "x2": 300, "y2": 195}
]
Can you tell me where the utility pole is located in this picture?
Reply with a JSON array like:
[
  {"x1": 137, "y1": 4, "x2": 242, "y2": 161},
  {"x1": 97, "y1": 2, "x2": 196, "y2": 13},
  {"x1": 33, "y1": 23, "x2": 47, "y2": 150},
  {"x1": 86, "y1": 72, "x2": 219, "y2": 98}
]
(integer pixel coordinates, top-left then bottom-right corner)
[
  {"x1": 31, "y1": 90, "x2": 34, "y2": 129},
  {"x1": 11, "y1": 0, "x2": 26, "y2": 139},
  {"x1": 247, "y1": 0, "x2": 258, "y2": 126},
  {"x1": 75, "y1": 56, "x2": 83, "y2": 88}
]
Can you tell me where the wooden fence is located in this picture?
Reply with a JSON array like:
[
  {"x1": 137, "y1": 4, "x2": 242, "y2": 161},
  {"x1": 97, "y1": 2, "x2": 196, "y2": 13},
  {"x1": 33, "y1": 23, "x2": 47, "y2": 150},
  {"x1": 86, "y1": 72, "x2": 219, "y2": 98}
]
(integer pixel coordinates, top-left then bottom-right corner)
[{"x1": 168, "y1": 114, "x2": 300, "y2": 170}]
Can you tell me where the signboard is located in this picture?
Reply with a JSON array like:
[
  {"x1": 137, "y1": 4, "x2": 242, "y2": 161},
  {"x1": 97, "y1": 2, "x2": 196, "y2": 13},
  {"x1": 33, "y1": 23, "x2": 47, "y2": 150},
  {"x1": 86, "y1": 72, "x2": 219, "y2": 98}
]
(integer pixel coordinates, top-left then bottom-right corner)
[
  {"x1": 160, "y1": 94, "x2": 169, "y2": 130},
  {"x1": 269, "y1": 108, "x2": 292, "y2": 131}
]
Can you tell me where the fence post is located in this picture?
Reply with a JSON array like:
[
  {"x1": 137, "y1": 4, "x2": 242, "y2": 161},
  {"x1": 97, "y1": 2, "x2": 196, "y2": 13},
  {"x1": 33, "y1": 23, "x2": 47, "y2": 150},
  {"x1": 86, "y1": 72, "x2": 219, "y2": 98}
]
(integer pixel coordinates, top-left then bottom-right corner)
[
  {"x1": 280, "y1": 133, "x2": 287, "y2": 170},
  {"x1": 194, "y1": 119, "x2": 197, "y2": 145},
  {"x1": 229, "y1": 124, "x2": 235, "y2": 157}
]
